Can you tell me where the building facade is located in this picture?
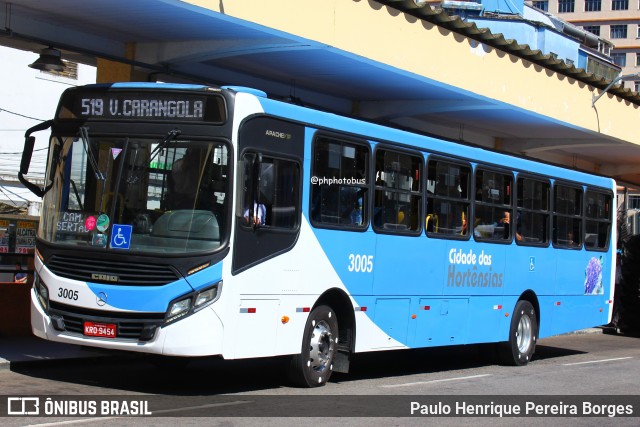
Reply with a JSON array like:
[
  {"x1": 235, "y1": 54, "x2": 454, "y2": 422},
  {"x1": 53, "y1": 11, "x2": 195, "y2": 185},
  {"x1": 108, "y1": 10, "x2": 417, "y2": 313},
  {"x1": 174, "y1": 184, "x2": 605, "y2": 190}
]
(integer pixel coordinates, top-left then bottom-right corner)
[
  {"x1": 0, "y1": 47, "x2": 96, "y2": 208},
  {"x1": 429, "y1": 0, "x2": 621, "y2": 82},
  {"x1": 529, "y1": 0, "x2": 640, "y2": 90}
]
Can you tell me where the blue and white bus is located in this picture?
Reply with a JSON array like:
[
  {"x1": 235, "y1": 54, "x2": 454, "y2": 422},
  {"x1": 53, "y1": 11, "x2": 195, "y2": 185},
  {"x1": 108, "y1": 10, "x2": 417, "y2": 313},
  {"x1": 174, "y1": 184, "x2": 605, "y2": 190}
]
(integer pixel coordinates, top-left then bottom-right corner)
[{"x1": 20, "y1": 83, "x2": 616, "y2": 387}]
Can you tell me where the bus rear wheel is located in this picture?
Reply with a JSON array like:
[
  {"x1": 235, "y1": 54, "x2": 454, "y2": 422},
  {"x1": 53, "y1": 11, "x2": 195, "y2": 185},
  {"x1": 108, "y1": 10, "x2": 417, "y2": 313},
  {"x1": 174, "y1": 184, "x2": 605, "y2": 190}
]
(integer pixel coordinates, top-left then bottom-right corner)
[
  {"x1": 499, "y1": 300, "x2": 537, "y2": 366},
  {"x1": 288, "y1": 305, "x2": 338, "y2": 387}
]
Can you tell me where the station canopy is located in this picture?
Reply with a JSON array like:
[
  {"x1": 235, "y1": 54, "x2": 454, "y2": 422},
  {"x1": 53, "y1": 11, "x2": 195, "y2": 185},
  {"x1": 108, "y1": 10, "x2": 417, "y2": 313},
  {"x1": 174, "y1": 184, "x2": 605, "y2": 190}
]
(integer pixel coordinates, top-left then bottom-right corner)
[{"x1": 2, "y1": 0, "x2": 640, "y2": 187}]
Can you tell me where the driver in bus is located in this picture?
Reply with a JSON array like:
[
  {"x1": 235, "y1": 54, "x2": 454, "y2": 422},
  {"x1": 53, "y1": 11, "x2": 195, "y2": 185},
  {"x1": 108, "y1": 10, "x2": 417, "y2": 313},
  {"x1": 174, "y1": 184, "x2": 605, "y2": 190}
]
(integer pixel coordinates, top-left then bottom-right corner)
[{"x1": 168, "y1": 148, "x2": 202, "y2": 209}]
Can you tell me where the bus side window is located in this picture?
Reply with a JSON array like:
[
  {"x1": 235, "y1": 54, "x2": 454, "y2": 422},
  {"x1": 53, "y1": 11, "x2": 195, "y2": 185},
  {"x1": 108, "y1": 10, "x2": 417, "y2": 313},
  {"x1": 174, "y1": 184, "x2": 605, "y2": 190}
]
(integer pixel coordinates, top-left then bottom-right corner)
[
  {"x1": 516, "y1": 176, "x2": 550, "y2": 246},
  {"x1": 310, "y1": 136, "x2": 369, "y2": 229},
  {"x1": 238, "y1": 153, "x2": 300, "y2": 230},
  {"x1": 425, "y1": 158, "x2": 470, "y2": 238},
  {"x1": 473, "y1": 168, "x2": 513, "y2": 243},
  {"x1": 372, "y1": 148, "x2": 422, "y2": 234},
  {"x1": 553, "y1": 184, "x2": 582, "y2": 248},
  {"x1": 270, "y1": 159, "x2": 299, "y2": 228},
  {"x1": 584, "y1": 189, "x2": 612, "y2": 251}
]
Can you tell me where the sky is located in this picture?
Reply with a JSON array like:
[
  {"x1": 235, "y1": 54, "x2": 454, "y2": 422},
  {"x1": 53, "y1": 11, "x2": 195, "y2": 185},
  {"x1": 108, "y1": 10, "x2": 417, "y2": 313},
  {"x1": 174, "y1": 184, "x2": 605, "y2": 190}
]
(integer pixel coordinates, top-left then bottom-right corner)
[{"x1": 0, "y1": 47, "x2": 96, "y2": 207}]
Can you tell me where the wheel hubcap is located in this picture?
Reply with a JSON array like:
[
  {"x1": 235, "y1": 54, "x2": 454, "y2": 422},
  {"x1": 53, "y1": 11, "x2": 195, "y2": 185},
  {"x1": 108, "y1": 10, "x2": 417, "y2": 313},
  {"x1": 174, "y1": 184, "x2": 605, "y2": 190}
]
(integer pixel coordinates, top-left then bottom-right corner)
[
  {"x1": 309, "y1": 320, "x2": 334, "y2": 373},
  {"x1": 516, "y1": 312, "x2": 532, "y2": 354}
]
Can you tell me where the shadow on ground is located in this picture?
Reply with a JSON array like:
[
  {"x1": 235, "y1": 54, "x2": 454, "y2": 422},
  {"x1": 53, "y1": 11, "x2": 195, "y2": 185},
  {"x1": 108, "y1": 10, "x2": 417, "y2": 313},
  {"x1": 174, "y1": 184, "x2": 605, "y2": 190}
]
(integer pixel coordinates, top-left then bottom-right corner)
[{"x1": 8, "y1": 338, "x2": 590, "y2": 395}]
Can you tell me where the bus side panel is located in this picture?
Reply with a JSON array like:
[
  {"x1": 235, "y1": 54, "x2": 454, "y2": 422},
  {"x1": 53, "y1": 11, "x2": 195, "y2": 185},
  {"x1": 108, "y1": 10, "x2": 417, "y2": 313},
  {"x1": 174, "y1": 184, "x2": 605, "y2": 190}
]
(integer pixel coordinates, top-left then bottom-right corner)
[
  {"x1": 351, "y1": 295, "x2": 407, "y2": 351},
  {"x1": 226, "y1": 217, "x2": 408, "y2": 358},
  {"x1": 443, "y1": 240, "x2": 506, "y2": 296},
  {"x1": 412, "y1": 298, "x2": 470, "y2": 347},
  {"x1": 234, "y1": 298, "x2": 301, "y2": 359},
  {"x1": 538, "y1": 295, "x2": 610, "y2": 338},
  {"x1": 463, "y1": 296, "x2": 505, "y2": 344},
  {"x1": 373, "y1": 234, "x2": 442, "y2": 296},
  {"x1": 505, "y1": 246, "x2": 557, "y2": 296},
  {"x1": 373, "y1": 298, "x2": 412, "y2": 346},
  {"x1": 313, "y1": 228, "x2": 376, "y2": 296},
  {"x1": 555, "y1": 251, "x2": 591, "y2": 296}
]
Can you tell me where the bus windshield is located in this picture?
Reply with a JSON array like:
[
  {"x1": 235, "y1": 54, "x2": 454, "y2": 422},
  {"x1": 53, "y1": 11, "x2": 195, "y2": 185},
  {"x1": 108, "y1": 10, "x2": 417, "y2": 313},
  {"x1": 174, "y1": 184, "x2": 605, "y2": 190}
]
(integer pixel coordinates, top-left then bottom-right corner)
[{"x1": 39, "y1": 131, "x2": 229, "y2": 255}]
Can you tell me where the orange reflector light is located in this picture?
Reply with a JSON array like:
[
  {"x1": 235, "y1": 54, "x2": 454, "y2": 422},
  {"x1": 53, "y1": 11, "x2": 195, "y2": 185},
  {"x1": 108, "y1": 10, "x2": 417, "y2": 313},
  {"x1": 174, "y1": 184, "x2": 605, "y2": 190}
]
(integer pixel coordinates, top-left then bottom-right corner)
[
  {"x1": 187, "y1": 262, "x2": 211, "y2": 275},
  {"x1": 35, "y1": 247, "x2": 44, "y2": 262},
  {"x1": 411, "y1": 314, "x2": 417, "y2": 319},
  {"x1": 281, "y1": 316, "x2": 290, "y2": 324}
]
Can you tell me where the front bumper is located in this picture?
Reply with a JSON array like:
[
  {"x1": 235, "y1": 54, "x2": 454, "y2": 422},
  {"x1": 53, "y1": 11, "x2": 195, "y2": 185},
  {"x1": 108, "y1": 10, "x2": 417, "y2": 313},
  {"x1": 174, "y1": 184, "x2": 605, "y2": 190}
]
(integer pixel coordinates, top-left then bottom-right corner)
[{"x1": 30, "y1": 288, "x2": 224, "y2": 357}]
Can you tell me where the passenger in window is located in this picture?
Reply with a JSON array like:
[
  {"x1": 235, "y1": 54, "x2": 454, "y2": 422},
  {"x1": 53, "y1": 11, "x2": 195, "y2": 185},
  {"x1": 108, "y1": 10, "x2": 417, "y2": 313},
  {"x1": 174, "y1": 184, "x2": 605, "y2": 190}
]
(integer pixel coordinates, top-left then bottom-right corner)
[
  {"x1": 460, "y1": 211, "x2": 467, "y2": 235},
  {"x1": 311, "y1": 184, "x2": 333, "y2": 223},
  {"x1": 515, "y1": 212, "x2": 523, "y2": 242},
  {"x1": 349, "y1": 195, "x2": 363, "y2": 225},
  {"x1": 498, "y1": 210, "x2": 510, "y2": 224},
  {"x1": 340, "y1": 187, "x2": 363, "y2": 226},
  {"x1": 498, "y1": 211, "x2": 511, "y2": 240},
  {"x1": 455, "y1": 176, "x2": 463, "y2": 197},
  {"x1": 243, "y1": 202, "x2": 266, "y2": 226}
]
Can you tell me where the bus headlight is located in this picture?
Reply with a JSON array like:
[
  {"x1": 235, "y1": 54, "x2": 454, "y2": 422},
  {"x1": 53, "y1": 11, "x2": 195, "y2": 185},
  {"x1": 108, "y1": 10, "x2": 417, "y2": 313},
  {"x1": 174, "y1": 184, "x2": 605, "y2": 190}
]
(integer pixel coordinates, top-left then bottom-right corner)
[
  {"x1": 164, "y1": 281, "x2": 221, "y2": 325},
  {"x1": 194, "y1": 287, "x2": 218, "y2": 310},
  {"x1": 34, "y1": 276, "x2": 49, "y2": 311},
  {"x1": 168, "y1": 298, "x2": 191, "y2": 322}
]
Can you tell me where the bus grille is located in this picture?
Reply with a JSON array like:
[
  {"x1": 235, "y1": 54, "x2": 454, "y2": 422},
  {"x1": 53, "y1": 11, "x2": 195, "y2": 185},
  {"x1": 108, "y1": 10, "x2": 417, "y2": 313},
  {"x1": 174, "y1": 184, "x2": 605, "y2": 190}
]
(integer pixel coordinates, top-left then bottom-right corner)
[
  {"x1": 48, "y1": 255, "x2": 180, "y2": 286},
  {"x1": 49, "y1": 302, "x2": 165, "y2": 341}
]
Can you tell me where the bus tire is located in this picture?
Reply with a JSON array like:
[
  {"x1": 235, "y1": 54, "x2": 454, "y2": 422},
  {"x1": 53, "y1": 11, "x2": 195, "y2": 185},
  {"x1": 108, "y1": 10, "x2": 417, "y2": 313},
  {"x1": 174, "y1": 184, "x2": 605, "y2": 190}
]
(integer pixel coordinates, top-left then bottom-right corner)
[
  {"x1": 499, "y1": 300, "x2": 537, "y2": 366},
  {"x1": 288, "y1": 305, "x2": 338, "y2": 387}
]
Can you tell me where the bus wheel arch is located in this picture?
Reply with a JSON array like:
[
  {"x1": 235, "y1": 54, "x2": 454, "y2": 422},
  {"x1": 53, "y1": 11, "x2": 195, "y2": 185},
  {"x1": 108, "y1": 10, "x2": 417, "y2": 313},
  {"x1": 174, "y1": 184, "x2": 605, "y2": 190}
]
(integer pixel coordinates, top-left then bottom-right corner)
[
  {"x1": 287, "y1": 288, "x2": 355, "y2": 387},
  {"x1": 315, "y1": 288, "x2": 356, "y2": 355},
  {"x1": 499, "y1": 291, "x2": 539, "y2": 366}
]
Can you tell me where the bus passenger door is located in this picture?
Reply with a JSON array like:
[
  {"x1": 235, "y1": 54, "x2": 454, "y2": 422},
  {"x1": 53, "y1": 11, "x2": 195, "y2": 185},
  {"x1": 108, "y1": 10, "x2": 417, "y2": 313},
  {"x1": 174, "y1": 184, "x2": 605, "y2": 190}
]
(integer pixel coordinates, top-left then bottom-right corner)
[{"x1": 232, "y1": 117, "x2": 305, "y2": 275}]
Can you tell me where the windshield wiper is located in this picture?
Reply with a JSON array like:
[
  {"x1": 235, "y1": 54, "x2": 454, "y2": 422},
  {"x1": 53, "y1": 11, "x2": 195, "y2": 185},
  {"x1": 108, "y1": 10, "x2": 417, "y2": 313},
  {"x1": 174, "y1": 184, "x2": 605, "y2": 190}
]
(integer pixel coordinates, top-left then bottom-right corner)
[
  {"x1": 148, "y1": 128, "x2": 181, "y2": 166},
  {"x1": 79, "y1": 127, "x2": 105, "y2": 181},
  {"x1": 128, "y1": 128, "x2": 181, "y2": 184}
]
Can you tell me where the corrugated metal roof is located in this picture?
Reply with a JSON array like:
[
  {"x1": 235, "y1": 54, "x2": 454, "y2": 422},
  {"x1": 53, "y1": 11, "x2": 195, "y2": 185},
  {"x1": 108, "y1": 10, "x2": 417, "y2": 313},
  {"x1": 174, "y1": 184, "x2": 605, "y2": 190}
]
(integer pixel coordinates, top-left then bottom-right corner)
[{"x1": 380, "y1": 0, "x2": 640, "y2": 105}]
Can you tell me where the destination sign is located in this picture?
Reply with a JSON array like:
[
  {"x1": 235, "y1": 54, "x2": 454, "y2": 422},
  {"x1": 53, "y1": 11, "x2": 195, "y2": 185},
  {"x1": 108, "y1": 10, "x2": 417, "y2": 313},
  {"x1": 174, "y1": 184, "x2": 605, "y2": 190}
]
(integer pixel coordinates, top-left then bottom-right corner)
[{"x1": 59, "y1": 90, "x2": 226, "y2": 123}]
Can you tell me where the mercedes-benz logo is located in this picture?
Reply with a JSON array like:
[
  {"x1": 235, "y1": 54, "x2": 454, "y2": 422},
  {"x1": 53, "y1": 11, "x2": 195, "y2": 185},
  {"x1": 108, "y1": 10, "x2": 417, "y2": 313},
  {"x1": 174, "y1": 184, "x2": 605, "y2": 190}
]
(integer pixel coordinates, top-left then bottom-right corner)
[{"x1": 96, "y1": 292, "x2": 108, "y2": 307}]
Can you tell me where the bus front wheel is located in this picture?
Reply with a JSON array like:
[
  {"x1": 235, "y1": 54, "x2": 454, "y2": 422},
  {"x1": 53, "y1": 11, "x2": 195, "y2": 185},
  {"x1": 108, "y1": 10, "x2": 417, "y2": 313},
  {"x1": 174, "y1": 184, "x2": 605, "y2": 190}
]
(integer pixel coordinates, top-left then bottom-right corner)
[
  {"x1": 288, "y1": 305, "x2": 338, "y2": 387},
  {"x1": 499, "y1": 300, "x2": 537, "y2": 366}
]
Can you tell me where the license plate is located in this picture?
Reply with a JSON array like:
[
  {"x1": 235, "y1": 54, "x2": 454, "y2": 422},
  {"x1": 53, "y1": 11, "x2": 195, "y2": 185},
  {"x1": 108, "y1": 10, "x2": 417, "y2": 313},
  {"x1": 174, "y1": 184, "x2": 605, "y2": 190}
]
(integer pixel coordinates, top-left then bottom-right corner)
[{"x1": 83, "y1": 321, "x2": 116, "y2": 338}]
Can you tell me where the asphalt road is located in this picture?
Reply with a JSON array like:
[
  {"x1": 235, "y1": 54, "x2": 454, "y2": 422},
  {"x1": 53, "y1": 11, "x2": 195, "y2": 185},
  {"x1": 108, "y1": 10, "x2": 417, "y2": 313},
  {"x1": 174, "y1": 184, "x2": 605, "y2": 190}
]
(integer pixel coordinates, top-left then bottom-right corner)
[{"x1": 0, "y1": 331, "x2": 638, "y2": 426}]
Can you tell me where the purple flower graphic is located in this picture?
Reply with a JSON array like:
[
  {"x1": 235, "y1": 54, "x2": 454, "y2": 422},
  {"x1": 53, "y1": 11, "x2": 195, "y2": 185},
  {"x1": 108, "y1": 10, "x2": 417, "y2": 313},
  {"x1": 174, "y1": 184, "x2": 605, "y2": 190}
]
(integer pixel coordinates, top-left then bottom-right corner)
[{"x1": 584, "y1": 256, "x2": 603, "y2": 295}]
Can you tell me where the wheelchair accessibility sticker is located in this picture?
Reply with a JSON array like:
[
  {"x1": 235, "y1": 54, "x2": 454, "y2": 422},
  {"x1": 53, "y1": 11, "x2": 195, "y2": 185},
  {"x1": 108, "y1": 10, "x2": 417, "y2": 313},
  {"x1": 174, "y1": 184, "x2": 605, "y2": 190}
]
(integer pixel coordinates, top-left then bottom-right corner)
[{"x1": 110, "y1": 224, "x2": 132, "y2": 250}]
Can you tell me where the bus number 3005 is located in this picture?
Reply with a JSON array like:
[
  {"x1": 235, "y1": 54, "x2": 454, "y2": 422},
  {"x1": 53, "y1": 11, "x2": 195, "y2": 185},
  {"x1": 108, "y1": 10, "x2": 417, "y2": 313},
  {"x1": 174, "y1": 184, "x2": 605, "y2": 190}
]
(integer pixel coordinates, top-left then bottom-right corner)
[
  {"x1": 58, "y1": 287, "x2": 79, "y2": 301},
  {"x1": 348, "y1": 254, "x2": 374, "y2": 273}
]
